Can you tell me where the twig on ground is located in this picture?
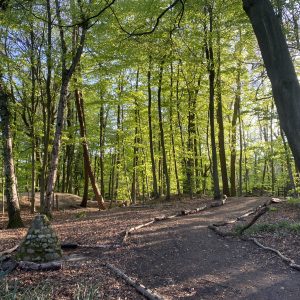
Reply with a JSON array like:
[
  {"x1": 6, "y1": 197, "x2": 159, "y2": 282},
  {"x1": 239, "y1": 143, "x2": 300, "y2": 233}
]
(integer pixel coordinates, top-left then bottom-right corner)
[
  {"x1": 246, "y1": 237, "x2": 300, "y2": 271},
  {"x1": 0, "y1": 245, "x2": 19, "y2": 256},
  {"x1": 104, "y1": 263, "x2": 164, "y2": 300}
]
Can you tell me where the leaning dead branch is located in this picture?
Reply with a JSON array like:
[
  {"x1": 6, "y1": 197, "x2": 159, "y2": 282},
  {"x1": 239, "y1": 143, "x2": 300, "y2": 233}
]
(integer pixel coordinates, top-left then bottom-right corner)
[{"x1": 105, "y1": 263, "x2": 164, "y2": 300}]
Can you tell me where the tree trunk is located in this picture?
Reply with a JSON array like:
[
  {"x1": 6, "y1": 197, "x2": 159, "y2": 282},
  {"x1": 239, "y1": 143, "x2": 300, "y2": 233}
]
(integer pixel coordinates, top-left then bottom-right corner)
[
  {"x1": 74, "y1": 88, "x2": 105, "y2": 209},
  {"x1": 0, "y1": 84, "x2": 24, "y2": 228},
  {"x1": 157, "y1": 60, "x2": 170, "y2": 200},
  {"x1": 205, "y1": 4, "x2": 221, "y2": 200},
  {"x1": 131, "y1": 69, "x2": 140, "y2": 204},
  {"x1": 216, "y1": 32, "x2": 230, "y2": 196},
  {"x1": 230, "y1": 65, "x2": 241, "y2": 197},
  {"x1": 147, "y1": 56, "x2": 159, "y2": 199},
  {"x1": 43, "y1": 0, "x2": 87, "y2": 216},
  {"x1": 243, "y1": 0, "x2": 300, "y2": 172}
]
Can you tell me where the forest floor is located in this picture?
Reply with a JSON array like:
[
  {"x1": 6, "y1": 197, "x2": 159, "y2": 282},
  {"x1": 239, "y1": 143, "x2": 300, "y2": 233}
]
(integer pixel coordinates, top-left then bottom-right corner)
[{"x1": 1, "y1": 195, "x2": 300, "y2": 299}]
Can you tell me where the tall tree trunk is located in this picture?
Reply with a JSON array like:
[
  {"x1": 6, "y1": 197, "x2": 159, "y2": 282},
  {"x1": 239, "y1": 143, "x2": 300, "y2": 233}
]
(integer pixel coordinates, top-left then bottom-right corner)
[
  {"x1": 43, "y1": 0, "x2": 87, "y2": 216},
  {"x1": 169, "y1": 62, "x2": 181, "y2": 196},
  {"x1": 99, "y1": 102, "x2": 106, "y2": 198},
  {"x1": 157, "y1": 60, "x2": 170, "y2": 200},
  {"x1": 29, "y1": 28, "x2": 36, "y2": 213},
  {"x1": 74, "y1": 88, "x2": 105, "y2": 209},
  {"x1": 205, "y1": 4, "x2": 221, "y2": 200},
  {"x1": 216, "y1": 32, "x2": 230, "y2": 196},
  {"x1": 230, "y1": 65, "x2": 241, "y2": 197},
  {"x1": 131, "y1": 69, "x2": 140, "y2": 204},
  {"x1": 0, "y1": 84, "x2": 24, "y2": 228},
  {"x1": 147, "y1": 56, "x2": 159, "y2": 199},
  {"x1": 40, "y1": 0, "x2": 52, "y2": 210},
  {"x1": 243, "y1": 0, "x2": 300, "y2": 172}
]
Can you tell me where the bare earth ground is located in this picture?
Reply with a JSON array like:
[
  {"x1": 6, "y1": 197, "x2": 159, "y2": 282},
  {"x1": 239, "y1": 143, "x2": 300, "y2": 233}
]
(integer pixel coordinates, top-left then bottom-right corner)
[{"x1": 1, "y1": 196, "x2": 300, "y2": 299}]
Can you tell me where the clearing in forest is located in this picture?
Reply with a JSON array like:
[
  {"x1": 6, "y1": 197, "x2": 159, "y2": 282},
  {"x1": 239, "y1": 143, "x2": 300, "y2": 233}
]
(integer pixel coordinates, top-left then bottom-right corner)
[{"x1": 1, "y1": 196, "x2": 300, "y2": 299}]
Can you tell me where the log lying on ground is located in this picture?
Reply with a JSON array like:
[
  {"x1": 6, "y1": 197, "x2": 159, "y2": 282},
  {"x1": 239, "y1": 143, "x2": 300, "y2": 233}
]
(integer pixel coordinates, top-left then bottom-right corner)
[
  {"x1": 18, "y1": 260, "x2": 62, "y2": 271},
  {"x1": 246, "y1": 237, "x2": 300, "y2": 271},
  {"x1": 122, "y1": 205, "x2": 207, "y2": 243},
  {"x1": 105, "y1": 263, "x2": 164, "y2": 300},
  {"x1": 208, "y1": 198, "x2": 283, "y2": 237},
  {"x1": 238, "y1": 206, "x2": 269, "y2": 234}
]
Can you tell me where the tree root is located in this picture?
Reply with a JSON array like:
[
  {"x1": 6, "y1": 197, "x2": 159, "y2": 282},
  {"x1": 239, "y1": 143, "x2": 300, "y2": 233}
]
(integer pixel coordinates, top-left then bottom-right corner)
[
  {"x1": 122, "y1": 205, "x2": 207, "y2": 243},
  {"x1": 104, "y1": 263, "x2": 164, "y2": 300}
]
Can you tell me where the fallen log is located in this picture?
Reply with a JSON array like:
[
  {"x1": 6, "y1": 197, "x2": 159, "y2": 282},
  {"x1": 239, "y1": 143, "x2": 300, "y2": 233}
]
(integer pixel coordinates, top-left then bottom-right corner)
[
  {"x1": 238, "y1": 206, "x2": 269, "y2": 234},
  {"x1": 122, "y1": 205, "x2": 207, "y2": 243},
  {"x1": 105, "y1": 263, "x2": 164, "y2": 300},
  {"x1": 18, "y1": 260, "x2": 62, "y2": 271},
  {"x1": 123, "y1": 220, "x2": 155, "y2": 243}
]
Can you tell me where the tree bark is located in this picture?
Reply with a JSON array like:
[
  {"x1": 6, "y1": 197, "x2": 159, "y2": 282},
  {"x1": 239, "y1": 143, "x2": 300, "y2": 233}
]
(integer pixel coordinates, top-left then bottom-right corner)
[
  {"x1": 216, "y1": 36, "x2": 230, "y2": 197},
  {"x1": 43, "y1": 0, "x2": 87, "y2": 216},
  {"x1": 205, "y1": 4, "x2": 221, "y2": 200},
  {"x1": 147, "y1": 56, "x2": 159, "y2": 199},
  {"x1": 157, "y1": 60, "x2": 170, "y2": 200},
  {"x1": 74, "y1": 88, "x2": 105, "y2": 209},
  {"x1": 0, "y1": 83, "x2": 24, "y2": 228},
  {"x1": 243, "y1": 0, "x2": 300, "y2": 172}
]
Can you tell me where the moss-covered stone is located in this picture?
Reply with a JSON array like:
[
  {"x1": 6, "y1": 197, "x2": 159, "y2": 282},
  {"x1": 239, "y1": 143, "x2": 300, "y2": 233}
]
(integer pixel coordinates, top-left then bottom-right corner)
[{"x1": 16, "y1": 214, "x2": 62, "y2": 263}]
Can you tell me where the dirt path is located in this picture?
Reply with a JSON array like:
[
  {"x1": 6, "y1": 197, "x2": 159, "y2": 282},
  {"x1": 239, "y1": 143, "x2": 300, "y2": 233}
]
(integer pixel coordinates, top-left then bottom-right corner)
[
  {"x1": 3, "y1": 197, "x2": 300, "y2": 299},
  {"x1": 104, "y1": 197, "x2": 300, "y2": 299}
]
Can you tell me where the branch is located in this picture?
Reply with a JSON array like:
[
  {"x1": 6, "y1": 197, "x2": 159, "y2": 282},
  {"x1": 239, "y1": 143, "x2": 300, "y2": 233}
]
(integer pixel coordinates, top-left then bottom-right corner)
[
  {"x1": 110, "y1": 0, "x2": 185, "y2": 37},
  {"x1": 105, "y1": 263, "x2": 164, "y2": 300},
  {"x1": 19, "y1": 0, "x2": 116, "y2": 29}
]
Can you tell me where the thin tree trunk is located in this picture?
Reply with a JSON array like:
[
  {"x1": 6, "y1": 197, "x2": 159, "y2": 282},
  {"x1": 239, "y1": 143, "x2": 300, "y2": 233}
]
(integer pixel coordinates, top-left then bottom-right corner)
[
  {"x1": 40, "y1": 0, "x2": 52, "y2": 210},
  {"x1": 0, "y1": 83, "x2": 24, "y2": 228},
  {"x1": 99, "y1": 102, "x2": 106, "y2": 198},
  {"x1": 230, "y1": 65, "x2": 241, "y2": 197},
  {"x1": 216, "y1": 31, "x2": 230, "y2": 196},
  {"x1": 157, "y1": 60, "x2": 170, "y2": 200},
  {"x1": 131, "y1": 69, "x2": 140, "y2": 204},
  {"x1": 205, "y1": 4, "x2": 221, "y2": 200},
  {"x1": 147, "y1": 56, "x2": 159, "y2": 199},
  {"x1": 74, "y1": 88, "x2": 105, "y2": 209}
]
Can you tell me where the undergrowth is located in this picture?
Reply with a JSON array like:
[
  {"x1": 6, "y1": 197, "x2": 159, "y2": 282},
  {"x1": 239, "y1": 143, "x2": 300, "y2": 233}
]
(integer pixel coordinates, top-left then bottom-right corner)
[
  {"x1": 235, "y1": 221, "x2": 300, "y2": 235},
  {"x1": 0, "y1": 279, "x2": 100, "y2": 300},
  {"x1": 235, "y1": 220, "x2": 300, "y2": 235}
]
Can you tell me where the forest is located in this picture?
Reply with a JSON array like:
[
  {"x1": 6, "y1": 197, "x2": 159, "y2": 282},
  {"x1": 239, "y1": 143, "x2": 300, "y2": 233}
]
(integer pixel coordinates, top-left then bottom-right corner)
[{"x1": 1, "y1": 0, "x2": 300, "y2": 299}]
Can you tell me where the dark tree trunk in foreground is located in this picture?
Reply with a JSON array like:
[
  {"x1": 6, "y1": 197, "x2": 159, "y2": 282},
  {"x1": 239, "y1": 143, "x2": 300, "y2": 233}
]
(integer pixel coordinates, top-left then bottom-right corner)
[
  {"x1": 243, "y1": 0, "x2": 300, "y2": 171},
  {"x1": 0, "y1": 84, "x2": 24, "y2": 228}
]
